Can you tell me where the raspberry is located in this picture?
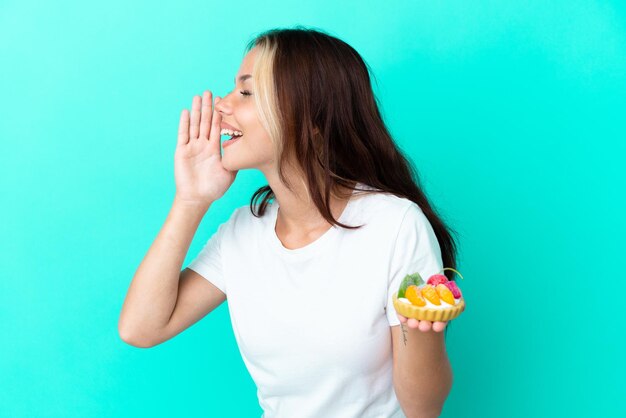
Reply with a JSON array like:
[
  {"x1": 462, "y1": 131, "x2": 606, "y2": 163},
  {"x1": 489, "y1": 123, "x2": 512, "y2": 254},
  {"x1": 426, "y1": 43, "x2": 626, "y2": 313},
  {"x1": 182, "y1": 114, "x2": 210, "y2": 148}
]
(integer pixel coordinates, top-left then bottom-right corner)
[{"x1": 427, "y1": 274, "x2": 449, "y2": 286}]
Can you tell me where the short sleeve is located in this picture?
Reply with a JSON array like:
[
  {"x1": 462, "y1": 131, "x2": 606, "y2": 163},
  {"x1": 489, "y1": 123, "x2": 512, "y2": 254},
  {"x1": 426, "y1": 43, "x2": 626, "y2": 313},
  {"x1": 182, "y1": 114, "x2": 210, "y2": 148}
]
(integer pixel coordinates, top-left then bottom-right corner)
[
  {"x1": 386, "y1": 203, "x2": 444, "y2": 326},
  {"x1": 187, "y1": 220, "x2": 229, "y2": 295}
]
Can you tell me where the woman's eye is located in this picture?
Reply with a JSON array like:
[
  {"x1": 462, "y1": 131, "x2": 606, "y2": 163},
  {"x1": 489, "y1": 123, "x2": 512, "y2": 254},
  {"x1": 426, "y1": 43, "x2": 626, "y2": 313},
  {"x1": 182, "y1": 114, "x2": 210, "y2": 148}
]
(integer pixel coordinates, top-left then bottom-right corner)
[{"x1": 240, "y1": 90, "x2": 252, "y2": 96}]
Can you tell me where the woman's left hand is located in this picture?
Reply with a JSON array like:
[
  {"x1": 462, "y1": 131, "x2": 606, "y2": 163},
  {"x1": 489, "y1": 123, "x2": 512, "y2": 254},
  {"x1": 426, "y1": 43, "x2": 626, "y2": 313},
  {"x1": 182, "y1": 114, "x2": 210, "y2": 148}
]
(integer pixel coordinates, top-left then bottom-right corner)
[{"x1": 396, "y1": 314, "x2": 448, "y2": 333}]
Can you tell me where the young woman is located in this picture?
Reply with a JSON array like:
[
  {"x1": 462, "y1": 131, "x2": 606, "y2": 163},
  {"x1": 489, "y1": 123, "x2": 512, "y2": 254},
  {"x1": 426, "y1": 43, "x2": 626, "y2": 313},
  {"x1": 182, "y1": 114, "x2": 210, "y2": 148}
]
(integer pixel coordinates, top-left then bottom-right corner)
[{"x1": 119, "y1": 27, "x2": 459, "y2": 418}]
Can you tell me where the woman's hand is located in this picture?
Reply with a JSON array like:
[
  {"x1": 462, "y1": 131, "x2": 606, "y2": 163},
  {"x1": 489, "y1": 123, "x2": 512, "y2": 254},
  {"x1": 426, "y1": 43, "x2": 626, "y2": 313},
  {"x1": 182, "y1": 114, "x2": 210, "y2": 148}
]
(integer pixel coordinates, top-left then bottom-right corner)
[
  {"x1": 174, "y1": 90, "x2": 238, "y2": 206},
  {"x1": 396, "y1": 314, "x2": 448, "y2": 333}
]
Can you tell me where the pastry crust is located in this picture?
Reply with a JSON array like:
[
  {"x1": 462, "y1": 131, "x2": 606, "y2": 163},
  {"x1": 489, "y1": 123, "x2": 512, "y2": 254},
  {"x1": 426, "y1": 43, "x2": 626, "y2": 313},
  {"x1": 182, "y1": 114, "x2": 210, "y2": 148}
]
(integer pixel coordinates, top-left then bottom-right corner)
[{"x1": 393, "y1": 292, "x2": 465, "y2": 322}]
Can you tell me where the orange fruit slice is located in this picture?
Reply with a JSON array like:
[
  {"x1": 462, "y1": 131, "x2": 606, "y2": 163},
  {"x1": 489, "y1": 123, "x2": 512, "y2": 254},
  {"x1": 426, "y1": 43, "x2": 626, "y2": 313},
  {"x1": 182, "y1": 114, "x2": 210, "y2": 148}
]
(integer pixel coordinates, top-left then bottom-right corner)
[
  {"x1": 405, "y1": 285, "x2": 426, "y2": 307},
  {"x1": 421, "y1": 284, "x2": 441, "y2": 305},
  {"x1": 436, "y1": 283, "x2": 455, "y2": 305}
]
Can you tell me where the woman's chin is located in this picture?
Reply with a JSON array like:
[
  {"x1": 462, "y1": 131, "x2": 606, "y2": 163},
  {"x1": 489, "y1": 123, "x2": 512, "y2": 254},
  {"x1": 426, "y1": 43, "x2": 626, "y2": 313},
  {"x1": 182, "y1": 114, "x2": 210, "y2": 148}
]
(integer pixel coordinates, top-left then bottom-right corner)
[{"x1": 221, "y1": 156, "x2": 251, "y2": 172}]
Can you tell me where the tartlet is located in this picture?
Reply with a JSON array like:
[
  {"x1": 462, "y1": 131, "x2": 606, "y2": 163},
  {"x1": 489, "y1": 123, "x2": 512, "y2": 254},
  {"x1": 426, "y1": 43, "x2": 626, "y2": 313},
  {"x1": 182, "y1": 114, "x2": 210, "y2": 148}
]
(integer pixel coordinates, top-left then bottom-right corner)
[{"x1": 392, "y1": 268, "x2": 466, "y2": 322}]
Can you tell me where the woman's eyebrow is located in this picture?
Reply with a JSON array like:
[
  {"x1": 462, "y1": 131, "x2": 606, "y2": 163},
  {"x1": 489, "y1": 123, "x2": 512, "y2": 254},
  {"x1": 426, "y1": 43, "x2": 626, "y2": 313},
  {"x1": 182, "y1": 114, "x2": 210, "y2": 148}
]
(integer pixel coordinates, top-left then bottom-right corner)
[{"x1": 235, "y1": 74, "x2": 252, "y2": 83}]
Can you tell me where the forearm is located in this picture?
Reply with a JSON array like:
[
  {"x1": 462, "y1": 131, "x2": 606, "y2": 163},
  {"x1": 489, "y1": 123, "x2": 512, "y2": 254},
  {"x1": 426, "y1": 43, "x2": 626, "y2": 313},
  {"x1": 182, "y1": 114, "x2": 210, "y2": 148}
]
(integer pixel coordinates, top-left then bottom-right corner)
[
  {"x1": 118, "y1": 196, "x2": 211, "y2": 343},
  {"x1": 393, "y1": 324, "x2": 453, "y2": 418}
]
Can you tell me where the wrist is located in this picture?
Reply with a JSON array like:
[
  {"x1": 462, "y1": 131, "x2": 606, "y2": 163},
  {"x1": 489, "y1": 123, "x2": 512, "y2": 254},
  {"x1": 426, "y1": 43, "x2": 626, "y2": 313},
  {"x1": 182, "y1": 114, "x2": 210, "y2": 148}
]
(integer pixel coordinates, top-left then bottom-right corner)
[{"x1": 172, "y1": 195, "x2": 212, "y2": 215}]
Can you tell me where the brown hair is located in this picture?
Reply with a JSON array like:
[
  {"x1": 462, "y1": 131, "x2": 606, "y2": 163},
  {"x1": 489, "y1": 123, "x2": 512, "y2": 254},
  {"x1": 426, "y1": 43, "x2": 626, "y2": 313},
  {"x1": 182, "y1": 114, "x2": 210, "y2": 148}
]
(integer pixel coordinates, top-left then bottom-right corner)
[{"x1": 244, "y1": 26, "x2": 459, "y2": 277}]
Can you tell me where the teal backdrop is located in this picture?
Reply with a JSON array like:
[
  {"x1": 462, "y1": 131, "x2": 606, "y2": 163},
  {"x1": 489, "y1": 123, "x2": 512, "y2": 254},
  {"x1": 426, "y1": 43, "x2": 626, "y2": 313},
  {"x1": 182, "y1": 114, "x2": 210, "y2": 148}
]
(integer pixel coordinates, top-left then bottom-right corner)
[{"x1": 1, "y1": 1, "x2": 624, "y2": 417}]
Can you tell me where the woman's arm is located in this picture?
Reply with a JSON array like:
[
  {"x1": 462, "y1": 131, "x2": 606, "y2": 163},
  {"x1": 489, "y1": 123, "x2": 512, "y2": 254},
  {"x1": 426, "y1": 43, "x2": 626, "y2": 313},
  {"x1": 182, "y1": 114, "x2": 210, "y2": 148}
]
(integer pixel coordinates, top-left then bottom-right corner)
[
  {"x1": 118, "y1": 198, "x2": 211, "y2": 346},
  {"x1": 391, "y1": 322, "x2": 453, "y2": 418},
  {"x1": 119, "y1": 91, "x2": 236, "y2": 347}
]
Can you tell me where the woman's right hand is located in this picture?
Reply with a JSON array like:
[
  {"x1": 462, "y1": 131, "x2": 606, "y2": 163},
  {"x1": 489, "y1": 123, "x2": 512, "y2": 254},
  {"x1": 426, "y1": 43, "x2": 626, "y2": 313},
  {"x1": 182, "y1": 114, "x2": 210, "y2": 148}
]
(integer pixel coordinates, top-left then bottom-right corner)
[{"x1": 174, "y1": 90, "x2": 238, "y2": 206}]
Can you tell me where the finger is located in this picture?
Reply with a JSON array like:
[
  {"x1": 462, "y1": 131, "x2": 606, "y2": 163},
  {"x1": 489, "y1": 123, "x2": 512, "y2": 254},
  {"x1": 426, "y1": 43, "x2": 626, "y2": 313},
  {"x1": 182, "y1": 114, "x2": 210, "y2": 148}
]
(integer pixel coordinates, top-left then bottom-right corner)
[
  {"x1": 208, "y1": 96, "x2": 222, "y2": 152},
  {"x1": 407, "y1": 318, "x2": 420, "y2": 329},
  {"x1": 189, "y1": 95, "x2": 201, "y2": 139},
  {"x1": 199, "y1": 90, "x2": 212, "y2": 140},
  {"x1": 432, "y1": 321, "x2": 447, "y2": 332},
  {"x1": 177, "y1": 109, "x2": 190, "y2": 145},
  {"x1": 397, "y1": 314, "x2": 407, "y2": 323},
  {"x1": 418, "y1": 320, "x2": 432, "y2": 332}
]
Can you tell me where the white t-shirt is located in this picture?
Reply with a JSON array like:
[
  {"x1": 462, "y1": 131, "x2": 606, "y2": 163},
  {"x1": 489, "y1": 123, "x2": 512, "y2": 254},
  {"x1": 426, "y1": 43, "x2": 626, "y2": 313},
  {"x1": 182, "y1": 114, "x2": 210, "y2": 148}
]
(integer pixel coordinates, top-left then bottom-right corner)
[{"x1": 188, "y1": 182, "x2": 444, "y2": 418}]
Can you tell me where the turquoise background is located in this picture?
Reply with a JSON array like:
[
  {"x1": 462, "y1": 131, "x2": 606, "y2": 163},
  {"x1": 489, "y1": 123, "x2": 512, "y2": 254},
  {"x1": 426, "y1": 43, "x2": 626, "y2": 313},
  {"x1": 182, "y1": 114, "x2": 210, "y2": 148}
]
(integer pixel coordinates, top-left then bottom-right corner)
[{"x1": 1, "y1": 0, "x2": 625, "y2": 417}]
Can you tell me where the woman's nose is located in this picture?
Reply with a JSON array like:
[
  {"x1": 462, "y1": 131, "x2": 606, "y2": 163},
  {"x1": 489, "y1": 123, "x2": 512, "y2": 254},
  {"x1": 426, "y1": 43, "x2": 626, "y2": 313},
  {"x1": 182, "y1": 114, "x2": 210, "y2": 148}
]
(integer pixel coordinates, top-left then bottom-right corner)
[{"x1": 215, "y1": 93, "x2": 231, "y2": 114}]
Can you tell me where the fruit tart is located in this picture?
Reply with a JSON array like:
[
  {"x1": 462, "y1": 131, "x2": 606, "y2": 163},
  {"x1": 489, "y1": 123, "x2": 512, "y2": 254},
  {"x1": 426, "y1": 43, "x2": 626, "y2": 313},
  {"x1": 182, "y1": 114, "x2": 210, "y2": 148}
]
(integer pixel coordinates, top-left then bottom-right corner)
[{"x1": 392, "y1": 268, "x2": 466, "y2": 322}]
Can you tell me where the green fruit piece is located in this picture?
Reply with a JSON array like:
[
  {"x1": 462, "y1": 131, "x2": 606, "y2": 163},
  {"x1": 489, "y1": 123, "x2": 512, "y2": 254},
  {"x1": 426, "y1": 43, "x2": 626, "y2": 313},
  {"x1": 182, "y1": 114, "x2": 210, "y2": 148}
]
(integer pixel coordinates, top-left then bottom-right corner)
[{"x1": 397, "y1": 272, "x2": 424, "y2": 298}]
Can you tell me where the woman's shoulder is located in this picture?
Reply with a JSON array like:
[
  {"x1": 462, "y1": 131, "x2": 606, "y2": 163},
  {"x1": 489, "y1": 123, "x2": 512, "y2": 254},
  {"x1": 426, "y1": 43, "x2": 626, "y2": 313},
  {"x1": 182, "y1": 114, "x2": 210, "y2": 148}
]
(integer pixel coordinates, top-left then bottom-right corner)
[
  {"x1": 355, "y1": 185, "x2": 416, "y2": 217},
  {"x1": 227, "y1": 203, "x2": 276, "y2": 230}
]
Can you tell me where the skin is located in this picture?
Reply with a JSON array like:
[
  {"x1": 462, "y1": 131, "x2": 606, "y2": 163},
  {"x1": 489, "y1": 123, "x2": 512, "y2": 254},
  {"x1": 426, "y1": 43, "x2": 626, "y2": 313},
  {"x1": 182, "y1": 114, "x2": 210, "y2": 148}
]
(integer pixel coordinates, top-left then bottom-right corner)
[{"x1": 214, "y1": 45, "x2": 354, "y2": 244}]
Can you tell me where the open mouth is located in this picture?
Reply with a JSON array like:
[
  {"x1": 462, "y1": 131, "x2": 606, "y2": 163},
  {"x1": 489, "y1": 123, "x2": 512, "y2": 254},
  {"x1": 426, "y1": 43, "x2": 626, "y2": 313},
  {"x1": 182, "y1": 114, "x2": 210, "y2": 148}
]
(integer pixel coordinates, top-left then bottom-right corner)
[{"x1": 222, "y1": 134, "x2": 242, "y2": 148}]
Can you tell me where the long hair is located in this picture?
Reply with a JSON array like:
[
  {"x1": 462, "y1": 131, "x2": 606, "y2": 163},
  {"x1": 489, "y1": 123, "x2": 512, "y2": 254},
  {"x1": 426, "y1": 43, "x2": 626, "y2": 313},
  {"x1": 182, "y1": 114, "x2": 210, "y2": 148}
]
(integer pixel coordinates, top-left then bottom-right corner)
[{"x1": 244, "y1": 26, "x2": 459, "y2": 279}]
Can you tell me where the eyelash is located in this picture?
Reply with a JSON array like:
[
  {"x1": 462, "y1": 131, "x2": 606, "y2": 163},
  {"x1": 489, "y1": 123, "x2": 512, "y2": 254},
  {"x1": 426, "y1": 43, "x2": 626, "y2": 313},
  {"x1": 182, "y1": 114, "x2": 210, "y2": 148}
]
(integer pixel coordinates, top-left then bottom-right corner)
[{"x1": 240, "y1": 90, "x2": 252, "y2": 96}]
